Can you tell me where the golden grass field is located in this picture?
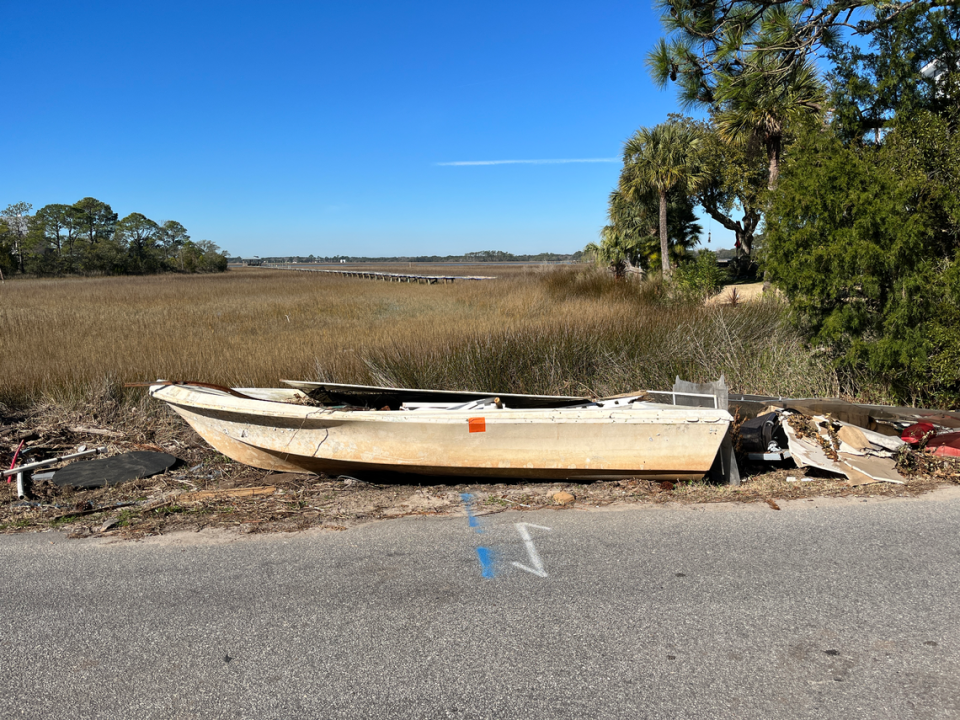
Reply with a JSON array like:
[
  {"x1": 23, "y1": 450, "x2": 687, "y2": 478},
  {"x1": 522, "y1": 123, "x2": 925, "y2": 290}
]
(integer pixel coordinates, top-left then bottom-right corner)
[
  {"x1": 3, "y1": 265, "x2": 953, "y2": 538},
  {"x1": 0, "y1": 265, "x2": 839, "y2": 408}
]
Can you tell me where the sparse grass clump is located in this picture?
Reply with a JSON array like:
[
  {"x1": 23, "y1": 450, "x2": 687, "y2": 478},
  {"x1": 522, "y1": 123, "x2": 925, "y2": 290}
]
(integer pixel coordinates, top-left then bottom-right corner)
[{"x1": 0, "y1": 265, "x2": 835, "y2": 409}]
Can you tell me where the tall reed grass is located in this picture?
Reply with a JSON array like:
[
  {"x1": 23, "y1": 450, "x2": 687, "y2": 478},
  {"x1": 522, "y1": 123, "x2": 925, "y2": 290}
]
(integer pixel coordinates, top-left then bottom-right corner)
[{"x1": 0, "y1": 266, "x2": 836, "y2": 409}]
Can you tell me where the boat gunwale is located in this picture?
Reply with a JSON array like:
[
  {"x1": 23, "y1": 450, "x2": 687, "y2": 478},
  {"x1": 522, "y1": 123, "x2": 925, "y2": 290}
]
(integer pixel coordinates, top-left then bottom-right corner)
[
  {"x1": 280, "y1": 379, "x2": 588, "y2": 403},
  {"x1": 150, "y1": 384, "x2": 733, "y2": 425}
]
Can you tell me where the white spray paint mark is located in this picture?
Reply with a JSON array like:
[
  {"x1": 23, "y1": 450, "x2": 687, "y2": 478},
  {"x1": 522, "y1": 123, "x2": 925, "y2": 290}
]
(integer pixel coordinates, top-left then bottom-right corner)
[{"x1": 512, "y1": 522, "x2": 551, "y2": 577}]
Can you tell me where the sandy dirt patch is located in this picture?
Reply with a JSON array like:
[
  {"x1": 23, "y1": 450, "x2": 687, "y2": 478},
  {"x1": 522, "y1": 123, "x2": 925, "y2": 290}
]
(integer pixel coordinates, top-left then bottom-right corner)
[{"x1": 706, "y1": 282, "x2": 770, "y2": 305}]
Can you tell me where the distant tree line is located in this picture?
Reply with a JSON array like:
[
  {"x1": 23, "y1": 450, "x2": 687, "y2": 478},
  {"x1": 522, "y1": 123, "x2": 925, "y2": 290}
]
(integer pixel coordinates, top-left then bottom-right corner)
[
  {"x1": 0, "y1": 197, "x2": 228, "y2": 277},
  {"x1": 232, "y1": 250, "x2": 585, "y2": 264}
]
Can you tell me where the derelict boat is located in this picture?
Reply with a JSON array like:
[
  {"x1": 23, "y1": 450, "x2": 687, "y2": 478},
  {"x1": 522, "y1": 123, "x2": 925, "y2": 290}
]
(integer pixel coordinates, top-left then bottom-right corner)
[{"x1": 148, "y1": 381, "x2": 733, "y2": 481}]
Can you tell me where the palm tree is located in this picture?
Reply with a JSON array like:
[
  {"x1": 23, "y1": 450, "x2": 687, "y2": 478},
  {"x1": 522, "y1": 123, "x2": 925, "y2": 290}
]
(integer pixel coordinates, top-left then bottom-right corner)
[
  {"x1": 621, "y1": 121, "x2": 705, "y2": 279},
  {"x1": 713, "y1": 58, "x2": 826, "y2": 190},
  {"x1": 584, "y1": 225, "x2": 642, "y2": 280},
  {"x1": 606, "y1": 186, "x2": 702, "y2": 271},
  {"x1": 634, "y1": 212, "x2": 702, "y2": 272}
]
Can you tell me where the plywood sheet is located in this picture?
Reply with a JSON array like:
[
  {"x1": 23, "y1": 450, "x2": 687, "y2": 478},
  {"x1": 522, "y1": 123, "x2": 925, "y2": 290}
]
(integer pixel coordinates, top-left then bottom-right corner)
[{"x1": 839, "y1": 454, "x2": 905, "y2": 485}]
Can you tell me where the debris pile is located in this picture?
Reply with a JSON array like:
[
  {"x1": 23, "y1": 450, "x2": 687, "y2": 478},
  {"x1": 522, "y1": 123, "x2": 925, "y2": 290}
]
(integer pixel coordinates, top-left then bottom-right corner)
[
  {"x1": 779, "y1": 410, "x2": 906, "y2": 485},
  {"x1": 904, "y1": 423, "x2": 960, "y2": 459},
  {"x1": 1, "y1": 381, "x2": 958, "y2": 538},
  {"x1": 736, "y1": 404, "x2": 960, "y2": 486}
]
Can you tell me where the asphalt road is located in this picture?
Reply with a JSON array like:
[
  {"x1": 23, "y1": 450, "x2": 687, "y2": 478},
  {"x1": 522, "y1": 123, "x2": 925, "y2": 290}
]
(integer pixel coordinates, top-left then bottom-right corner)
[{"x1": 2, "y1": 488, "x2": 960, "y2": 719}]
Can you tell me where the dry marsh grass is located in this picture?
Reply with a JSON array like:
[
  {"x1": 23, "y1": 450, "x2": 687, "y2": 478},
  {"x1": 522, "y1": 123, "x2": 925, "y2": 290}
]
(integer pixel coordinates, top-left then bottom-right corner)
[
  {"x1": 0, "y1": 266, "x2": 836, "y2": 409},
  {"x1": 5, "y1": 265, "x2": 953, "y2": 540}
]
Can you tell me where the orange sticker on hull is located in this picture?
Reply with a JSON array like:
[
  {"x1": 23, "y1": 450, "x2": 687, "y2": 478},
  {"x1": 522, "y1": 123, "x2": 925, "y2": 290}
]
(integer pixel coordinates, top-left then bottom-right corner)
[{"x1": 468, "y1": 417, "x2": 486, "y2": 433}]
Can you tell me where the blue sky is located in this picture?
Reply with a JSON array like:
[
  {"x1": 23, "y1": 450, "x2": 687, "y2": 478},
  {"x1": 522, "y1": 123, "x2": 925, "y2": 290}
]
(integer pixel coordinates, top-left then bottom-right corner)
[{"x1": 1, "y1": 0, "x2": 736, "y2": 257}]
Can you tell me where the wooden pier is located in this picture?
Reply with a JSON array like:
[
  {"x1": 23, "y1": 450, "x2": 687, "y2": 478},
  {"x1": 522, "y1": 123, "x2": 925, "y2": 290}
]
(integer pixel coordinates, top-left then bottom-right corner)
[{"x1": 267, "y1": 265, "x2": 495, "y2": 284}]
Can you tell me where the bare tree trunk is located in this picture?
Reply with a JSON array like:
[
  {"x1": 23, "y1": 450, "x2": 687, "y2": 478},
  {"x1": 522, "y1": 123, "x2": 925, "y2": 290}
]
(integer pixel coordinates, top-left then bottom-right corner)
[
  {"x1": 659, "y1": 188, "x2": 671, "y2": 279},
  {"x1": 767, "y1": 139, "x2": 781, "y2": 191},
  {"x1": 15, "y1": 233, "x2": 25, "y2": 273},
  {"x1": 702, "y1": 201, "x2": 759, "y2": 265}
]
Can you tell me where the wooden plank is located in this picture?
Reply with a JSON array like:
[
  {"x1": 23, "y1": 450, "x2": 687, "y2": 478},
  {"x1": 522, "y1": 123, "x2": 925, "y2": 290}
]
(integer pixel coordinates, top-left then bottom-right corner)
[
  {"x1": 837, "y1": 425, "x2": 871, "y2": 452},
  {"x1": 839, "y1": 454, "x2": 905, "y2": 485}
]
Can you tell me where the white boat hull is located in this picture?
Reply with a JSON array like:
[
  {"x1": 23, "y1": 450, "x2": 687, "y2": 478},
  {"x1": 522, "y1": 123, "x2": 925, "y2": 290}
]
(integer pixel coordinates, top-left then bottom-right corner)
[{"x1": 150, "y1": 384, "x2": 732, "y2": 481}]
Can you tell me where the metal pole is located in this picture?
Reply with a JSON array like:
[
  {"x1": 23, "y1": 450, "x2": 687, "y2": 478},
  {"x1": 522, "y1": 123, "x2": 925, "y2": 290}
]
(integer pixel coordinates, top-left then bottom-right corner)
[{"x1": 1, "y1": 446, "x2": 107, "y2": 479}]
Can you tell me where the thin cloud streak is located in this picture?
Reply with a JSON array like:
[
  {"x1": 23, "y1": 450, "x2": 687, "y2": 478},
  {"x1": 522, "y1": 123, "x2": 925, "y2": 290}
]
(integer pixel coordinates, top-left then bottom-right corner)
[{"x1": 437, "y1": 158, "x2": 619, "y2": 166}]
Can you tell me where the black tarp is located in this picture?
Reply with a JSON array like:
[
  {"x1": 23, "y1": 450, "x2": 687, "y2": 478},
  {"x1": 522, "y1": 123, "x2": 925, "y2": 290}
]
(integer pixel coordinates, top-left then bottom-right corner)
[{"x1": 51, "y1": 452, "x2": 177, "y2": 489}]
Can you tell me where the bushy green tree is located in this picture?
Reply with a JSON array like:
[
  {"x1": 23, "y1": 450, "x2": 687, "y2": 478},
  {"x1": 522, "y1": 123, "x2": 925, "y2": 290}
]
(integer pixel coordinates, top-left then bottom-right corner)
[
  {"x1": 71, "y1": 197, "x2": 119, "y2": 273},
  {"x1": 115, "y1": 212, "x2": 161, "y2": 273},
  {"x1": 24, "y1": 204, "x2": 84, "y2": 275},
  {"x1": 176, "y1": 239, "x2": 229, "y2": 273},
  {"x1": 674, "y1": 250, "x2": 729, "y2": 298},
  {"x1": 157, "y1": 220, "x2": 190, "y2": 270},
  {"x1": 765, "y1": 112, "x2": 960, "y2": 403},
  {"x1": 0, "y1": 220, "x2": 16, "y2": 279},
  {"x1": 827, "y1": 3, "x2": 960, "y2": 143},
  {"x1": 647, "y1": 0, "x2": 933, "y2": 100},
  {"x1": 680, "y1": 116, "x2": 767, "y2": 264},
  {"x1": 198, "y1": 241, "x2": 229, "y2": 272},
  {"x1": 72, "y1": 197, "x2": 117, "y2": 246}
]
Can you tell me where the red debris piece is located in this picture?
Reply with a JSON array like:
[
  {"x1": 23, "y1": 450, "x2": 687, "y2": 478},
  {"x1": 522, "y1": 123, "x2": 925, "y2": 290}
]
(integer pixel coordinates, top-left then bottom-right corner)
[
  {"x1": 7, "y1": 440, "x2": 24, "y2": 483},
  {"x1": 902, "y1": 422, "x2": 937, "y2": 446},
  {"x1": 926, "y1": 431, "x2": 960, "y2": 459}
]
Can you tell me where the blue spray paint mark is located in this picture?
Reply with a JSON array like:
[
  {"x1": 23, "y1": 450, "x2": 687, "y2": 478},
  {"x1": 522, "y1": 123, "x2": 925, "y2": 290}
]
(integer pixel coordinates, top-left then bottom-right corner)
[
  {"x1": 461, "y1": 493, "x2": 494, "y2": 577},
  {"x1": 476, "y1": 547, "x2": 495, "y2": 578},
  {"x1": 460, "y1": 493, "x2": 482, "y2": 531}
]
